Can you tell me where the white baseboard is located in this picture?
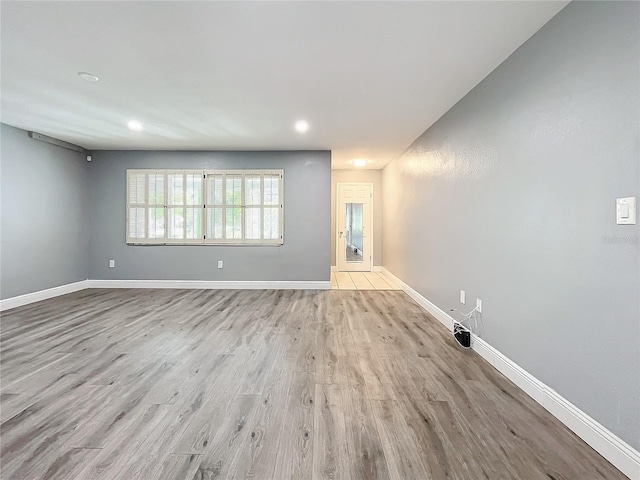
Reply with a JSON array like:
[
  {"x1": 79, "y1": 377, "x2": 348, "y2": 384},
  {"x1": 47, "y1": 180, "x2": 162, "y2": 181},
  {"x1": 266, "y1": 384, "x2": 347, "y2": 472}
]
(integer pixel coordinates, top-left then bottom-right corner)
[
  {"x1": 380, "y1": 268, "x2": 454, "y2": 329},
  {"x1": 471, "y1": 336, "x2": 546, "y2": 404},
  {"x1": 86, "y1": 279, "x2": 331, "y2": 290},
  {"x1": 380, "y1": 267, "x2": 640, "y2": 480},
  {"x1": 0, "y1": 279, "x2": 331, "y2": 312},
  {"x1": 0, "y1": 280, "x2": 89, "y2": 312}
]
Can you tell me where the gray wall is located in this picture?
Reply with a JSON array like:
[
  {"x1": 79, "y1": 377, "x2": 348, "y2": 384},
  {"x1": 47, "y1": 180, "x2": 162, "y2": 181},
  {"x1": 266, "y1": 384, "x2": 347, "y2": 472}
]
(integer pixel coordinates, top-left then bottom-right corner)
[
  {"x1": 382, "y1": 1, "x2": 639, "y2": 449},
  {"x1": 331, "y1": 169, "x2": 383, "y2": 266},
  {"x1": 0, "y1": 124, "x2": 89, "y2": 299},
  {"x1": 88, "y1": 150, "x2": 331, "y2": 282}
]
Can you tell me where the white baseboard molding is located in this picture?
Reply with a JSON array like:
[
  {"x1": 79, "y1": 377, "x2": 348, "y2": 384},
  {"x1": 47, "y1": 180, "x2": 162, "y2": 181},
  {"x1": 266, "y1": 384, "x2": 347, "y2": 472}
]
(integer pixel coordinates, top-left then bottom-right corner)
[
  {"x1": 86, "y1": 279, "x2": 331, "y2": 290},
  {"x1": 380, "y1": 267, "x2": 640, "y2": 480},
  {"x1": 0, "y1": 280, "x2": 89, "y2": 312},
  {"x1": 380, "y1": 268, "x2": 454, "y2": 329},
  {"x1": 0, "y1": 279, "x2": 331, "y2": 312}
]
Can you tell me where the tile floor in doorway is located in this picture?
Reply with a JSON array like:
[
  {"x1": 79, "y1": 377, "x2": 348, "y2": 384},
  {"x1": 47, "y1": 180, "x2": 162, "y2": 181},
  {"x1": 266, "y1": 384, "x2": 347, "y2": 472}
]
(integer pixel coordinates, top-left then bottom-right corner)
[{"x1": 331, "y1": 271, "x2": 401, "y2": 290}]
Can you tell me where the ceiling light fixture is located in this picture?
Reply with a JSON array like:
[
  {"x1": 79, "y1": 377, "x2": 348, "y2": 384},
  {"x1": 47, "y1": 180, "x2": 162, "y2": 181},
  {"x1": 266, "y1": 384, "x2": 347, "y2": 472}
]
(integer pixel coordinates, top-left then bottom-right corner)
[
  {"x1": 77, "y1": 72, "x2": 99, "y2": 82},
  {"x1": 127, "y1": 120, "x2": 144, "y2": 132},
  {"x1": 294, "y1": 120, "x2": 309, "y2": 133},
  {"x1": 352, "y1": 159, "x2": 368, "y2": 167}
]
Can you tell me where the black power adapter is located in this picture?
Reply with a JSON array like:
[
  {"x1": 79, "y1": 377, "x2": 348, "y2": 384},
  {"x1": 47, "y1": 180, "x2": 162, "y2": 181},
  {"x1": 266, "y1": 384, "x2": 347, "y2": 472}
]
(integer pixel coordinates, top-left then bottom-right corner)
[{"x1": 453, "y1": 322, "x2": 471, "y2": 348}]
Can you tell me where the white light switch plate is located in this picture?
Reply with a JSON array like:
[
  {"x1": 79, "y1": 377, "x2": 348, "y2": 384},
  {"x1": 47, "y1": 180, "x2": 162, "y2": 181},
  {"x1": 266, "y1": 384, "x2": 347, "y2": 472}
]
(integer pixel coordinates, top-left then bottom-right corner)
[
  {"x1": 109, "y1": 260, "x2": 115, "y2": 268},
  {"x1": 616, "y1": 197, "x2": 636, "y2": 225},
  {"x1": 460, "y1": 290, "x2": 466, "y2": 304},
  {"x1": 217, "y1": 261, "x2": 223, "y2": 269}
]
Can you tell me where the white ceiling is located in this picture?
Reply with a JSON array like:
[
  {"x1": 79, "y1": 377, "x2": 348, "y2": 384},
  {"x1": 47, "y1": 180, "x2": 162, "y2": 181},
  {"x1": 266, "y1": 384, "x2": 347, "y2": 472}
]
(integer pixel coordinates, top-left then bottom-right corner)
[{"x1": 1, "y1": 1, "x2": 568, "y2": 169}]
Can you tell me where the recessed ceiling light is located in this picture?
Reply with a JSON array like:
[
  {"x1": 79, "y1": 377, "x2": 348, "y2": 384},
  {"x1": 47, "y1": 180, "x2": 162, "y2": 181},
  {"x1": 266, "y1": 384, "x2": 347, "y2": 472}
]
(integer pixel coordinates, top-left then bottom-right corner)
[
  {"x1": 352, "y1": 159, "x2": 368, "y2": 167},
  {"x1": 78, "y1": 72, "x2": 99, "y2": 82},
  {"x1": 127, "y1": 120, "x2": 144, "y2": 132},
  {"x1": 294, "y1": 120, "x2": 309, "y2": 133}
]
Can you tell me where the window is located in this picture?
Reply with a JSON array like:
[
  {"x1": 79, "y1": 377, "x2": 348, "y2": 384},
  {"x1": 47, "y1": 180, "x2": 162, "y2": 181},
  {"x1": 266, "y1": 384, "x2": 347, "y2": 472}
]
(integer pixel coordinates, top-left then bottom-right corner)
[{"x1": 126, "y1": 169, "x2": 283, "y2": 245}]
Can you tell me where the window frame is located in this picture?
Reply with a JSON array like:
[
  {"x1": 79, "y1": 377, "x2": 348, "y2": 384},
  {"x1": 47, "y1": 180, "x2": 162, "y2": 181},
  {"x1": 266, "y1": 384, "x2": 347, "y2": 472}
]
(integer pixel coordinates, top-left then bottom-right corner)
[{"x1": 126, "y1": 168, "x2": 284, "y2": 246}]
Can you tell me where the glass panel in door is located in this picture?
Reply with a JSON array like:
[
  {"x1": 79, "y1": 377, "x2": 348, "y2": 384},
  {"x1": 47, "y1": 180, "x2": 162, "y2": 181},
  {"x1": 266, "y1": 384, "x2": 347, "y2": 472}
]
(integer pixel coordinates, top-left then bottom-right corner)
[{"x1": 345, "y1": 203, "x2": 364, "y2": 263}]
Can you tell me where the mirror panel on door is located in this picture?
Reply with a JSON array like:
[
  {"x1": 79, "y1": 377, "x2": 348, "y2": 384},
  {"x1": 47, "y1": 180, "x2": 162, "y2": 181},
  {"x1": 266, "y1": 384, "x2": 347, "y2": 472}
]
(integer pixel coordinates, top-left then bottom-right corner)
[{"x1": 345, "y1": 203, "x2": 364, "y2": 263}]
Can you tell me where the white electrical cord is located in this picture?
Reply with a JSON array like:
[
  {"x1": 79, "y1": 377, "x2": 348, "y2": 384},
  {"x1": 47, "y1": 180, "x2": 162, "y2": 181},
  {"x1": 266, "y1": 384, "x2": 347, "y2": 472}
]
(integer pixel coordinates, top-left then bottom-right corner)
[{"x1": 450, "y1": 306, "x2": 480, "y2": 349}]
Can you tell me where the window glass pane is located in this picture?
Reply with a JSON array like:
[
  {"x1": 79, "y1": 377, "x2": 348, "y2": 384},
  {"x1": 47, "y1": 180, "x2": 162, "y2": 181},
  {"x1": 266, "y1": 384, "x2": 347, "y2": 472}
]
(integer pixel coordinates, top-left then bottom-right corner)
[
  {"x1": 185, "y1": 207, "x2": 203, "y2": 240},
  {"x1": 264, "y1": 175, "x2": 280, "y2": 206},
  {"x1": 206, "y1": 207, "x2": 223, "y2": 239},
  {"x1": 129, "y1": 207, "x2": 145, "y2": 238},
  {"x1": 148, "y1": 174, "x2": 165, "y2": 205},
  {"x1": 168, "y1": 174, "x2": 184, "y2": 206},
  {"x1": 264, "y1": 207, "x2": 280, "y2": 240},
  {"x1": 206, "y1": 175, "x2": 223, "y2": 205},
  {"x1": 245, "y1": 207, "x2": 261, "y2": 239},
  {"x1": 167, "y1": 207, "x2": 184, "y2": 239},
  {"x1": 186, "y1": 174, "x2": 202, "y2": 205},
  {"x1": 148, "y1": 207, "x2": 165, "y2": 239},
  {"x1": 226, "y1": 175, "x2": 242, "y2": 206},
  {"x1": 226, "y1": 207, "x2": 242, "y2": 239},
  {"x1": 245, "y1": 176, "x2": 261, "y2": 205},
  {"x1": 129, "y1": 173, "x2": 146, "y2": 204}
]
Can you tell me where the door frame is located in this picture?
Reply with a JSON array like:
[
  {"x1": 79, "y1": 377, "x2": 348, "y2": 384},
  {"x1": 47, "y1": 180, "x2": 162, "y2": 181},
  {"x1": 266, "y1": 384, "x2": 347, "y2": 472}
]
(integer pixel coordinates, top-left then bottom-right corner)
[{"x1": 336, "y1": 182, "x2": 373, "y2": 272}]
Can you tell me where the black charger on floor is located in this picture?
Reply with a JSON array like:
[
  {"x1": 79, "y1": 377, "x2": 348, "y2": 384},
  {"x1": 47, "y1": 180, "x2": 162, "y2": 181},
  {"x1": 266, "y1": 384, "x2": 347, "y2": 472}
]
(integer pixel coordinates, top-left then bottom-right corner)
[{"x1": 453, "y1": 322, "x2": 471, "y2": 348}]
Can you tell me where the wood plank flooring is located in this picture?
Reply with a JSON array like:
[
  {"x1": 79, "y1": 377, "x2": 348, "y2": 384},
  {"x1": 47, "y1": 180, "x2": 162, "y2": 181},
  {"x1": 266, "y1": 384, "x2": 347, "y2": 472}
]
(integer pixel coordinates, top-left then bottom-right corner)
[{"x1": 0, "y1": 289, "x2": 624, "y2": 479}]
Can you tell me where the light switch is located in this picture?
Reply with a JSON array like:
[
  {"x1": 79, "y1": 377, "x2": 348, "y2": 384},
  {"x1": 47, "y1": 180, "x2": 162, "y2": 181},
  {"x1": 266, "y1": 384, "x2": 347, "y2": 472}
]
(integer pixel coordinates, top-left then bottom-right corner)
[
  {"x1": 620, "y1": 204, "x2": 629, "y2": 218},
  {"x1": 616, "y1": 197, "x2": 636, "y2": 225}
]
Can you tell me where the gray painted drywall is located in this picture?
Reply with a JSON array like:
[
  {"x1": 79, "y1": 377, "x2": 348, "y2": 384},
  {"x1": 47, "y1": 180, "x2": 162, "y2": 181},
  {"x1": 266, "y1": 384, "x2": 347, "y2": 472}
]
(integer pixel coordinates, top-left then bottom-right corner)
[
  {"x1": 0, "y1": 123, "x2": 89, "y2": 299},
  {"x1": 382, "y1": 1, "x2": 640, "y2": 449},
  {"x1": 88, "y1": 150, "x2": 331, "y2": 282},
  {"x1": 331, "y1": 169, "x2": 383, "y2": 266}
]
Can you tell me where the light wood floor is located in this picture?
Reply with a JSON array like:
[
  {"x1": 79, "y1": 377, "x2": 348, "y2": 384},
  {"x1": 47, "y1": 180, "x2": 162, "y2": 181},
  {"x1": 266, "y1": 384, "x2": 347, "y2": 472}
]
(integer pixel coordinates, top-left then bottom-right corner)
[
  {"x1": 0, "y1": 289, "x2": 623, "y2": 480},
  {"x1": 331, "y1": 272, "x2": 400, "y2": 290}
]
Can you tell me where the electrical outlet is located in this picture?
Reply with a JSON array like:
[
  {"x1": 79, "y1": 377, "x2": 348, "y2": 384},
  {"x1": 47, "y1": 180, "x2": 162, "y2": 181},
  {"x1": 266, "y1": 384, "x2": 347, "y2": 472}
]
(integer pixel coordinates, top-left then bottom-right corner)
[
  {"x1": 109, "y1": 260, "x2": 115, "y2": 268},
  {"x1": 217, "y1": 260, "x2": 223, "y2": 269},
  {"x1": 476, "y1": 298, "x2": 482, "y2": 313},
  {"x1": 460, "y1": 290, "x2": 466, "y2": 304}
]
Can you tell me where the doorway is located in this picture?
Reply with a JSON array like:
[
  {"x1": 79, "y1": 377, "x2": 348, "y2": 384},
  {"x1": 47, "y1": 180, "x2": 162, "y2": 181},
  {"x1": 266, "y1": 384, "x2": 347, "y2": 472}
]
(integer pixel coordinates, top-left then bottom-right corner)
[{"x1": 336, "y1": 183, "x2": 373, "y2": 272}]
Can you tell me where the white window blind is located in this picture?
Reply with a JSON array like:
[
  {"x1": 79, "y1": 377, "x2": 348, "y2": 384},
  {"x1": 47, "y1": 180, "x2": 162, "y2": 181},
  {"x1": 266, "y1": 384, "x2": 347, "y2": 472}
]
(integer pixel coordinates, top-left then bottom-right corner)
[{"x1": 126, "y1": 169, "x2": 283, "y2": 245}]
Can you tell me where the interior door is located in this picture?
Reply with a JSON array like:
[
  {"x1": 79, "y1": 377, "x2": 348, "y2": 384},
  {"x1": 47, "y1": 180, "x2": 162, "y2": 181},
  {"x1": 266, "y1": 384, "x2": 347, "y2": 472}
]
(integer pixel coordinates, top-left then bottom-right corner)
[{"x1": 337, "y1": 183, "x2": 372, "y2": 272}]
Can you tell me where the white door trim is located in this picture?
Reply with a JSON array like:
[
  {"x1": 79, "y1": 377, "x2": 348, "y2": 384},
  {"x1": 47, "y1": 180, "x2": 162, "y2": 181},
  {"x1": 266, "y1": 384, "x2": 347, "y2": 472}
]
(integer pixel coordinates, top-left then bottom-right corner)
[{"x1": 336, "y1": 182, "x2": 373, "y2": 272}]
